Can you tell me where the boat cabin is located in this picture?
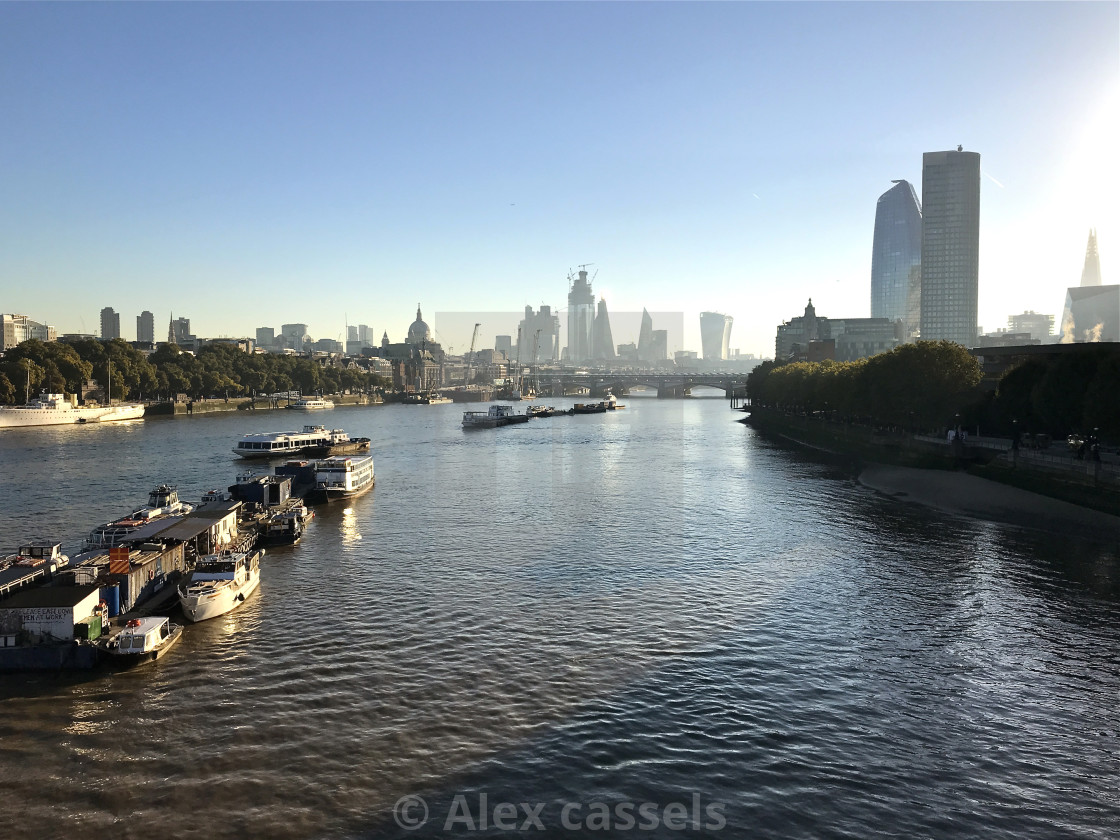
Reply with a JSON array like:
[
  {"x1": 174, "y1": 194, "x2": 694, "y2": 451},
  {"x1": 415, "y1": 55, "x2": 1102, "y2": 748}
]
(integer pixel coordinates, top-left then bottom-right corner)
[{"x1": 114, "y1": 617, "x2": 174, "y2": 655}]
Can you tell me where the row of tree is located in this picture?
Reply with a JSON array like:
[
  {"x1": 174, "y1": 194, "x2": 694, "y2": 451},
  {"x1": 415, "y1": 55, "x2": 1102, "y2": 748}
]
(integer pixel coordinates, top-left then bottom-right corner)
[
  {"x1": 746, "y1": 340, "x2": 1119, "y2": 440},
  {"x1": 745, "y1": 341, "x2": 982, "y2": 431},
  {"x1": 0, "y1": 340, "x2": 389, "y2": 404}
]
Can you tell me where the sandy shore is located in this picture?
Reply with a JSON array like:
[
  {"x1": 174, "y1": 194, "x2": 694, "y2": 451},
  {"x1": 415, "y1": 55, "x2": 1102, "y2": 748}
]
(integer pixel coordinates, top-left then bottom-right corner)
[{"x1": 859, "y1": 463, "x2": 1120, "y2": 541}]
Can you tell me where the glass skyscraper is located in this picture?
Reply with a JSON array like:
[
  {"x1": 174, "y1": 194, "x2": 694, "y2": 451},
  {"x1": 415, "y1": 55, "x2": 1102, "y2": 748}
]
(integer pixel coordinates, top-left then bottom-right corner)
[
  {"x1": 566, "y1": 269, "x2": 595, "y2": 362},
  {"x1": 919, "y1": 148, "x2": 981, "y2": 347},
  {"x1": 870, "y1": 180, "x2": 922, "y2": 338}
]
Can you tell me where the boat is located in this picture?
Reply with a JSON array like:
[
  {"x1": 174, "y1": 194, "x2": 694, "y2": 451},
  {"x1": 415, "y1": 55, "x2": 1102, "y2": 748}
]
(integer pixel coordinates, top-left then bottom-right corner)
[
  {"x1": 573, "y1": 393, "x2": 621, "y2": 414},
  {"x1": 109, "y1": 616, "x2": 183, "y2": 665},
  {"x1": 525, "y1": 405, "x2": 572, "y2": 418},
  {"x1": 285, "y1": 397, "x2": 335, "y2": 411},
  {"x1": 309, "y1": 455, "x2": 375, "y2": 502},
  {"x1": 85, "y1": 486, "x2": 195, "y2": 550},
  {"x1": 0, "y1": 362, "x2": 145, "y2": 429},
  {"x1": 0, "y1": 541, "x2": 68, "y2": 573},
  {"x1": 233, "y1": 425, "x2": 370, "y2": 459},
  {"x1": 178, "y1": 548, "x2": 263, "y2": 622},
  {"x1": 260, "y1": 504, "x2": 314, "y2": 545},
  {"x1": 461, "y1": 404, "x2": 529, "y2": 429},
  {"x1": 0, "y1": 391, "x2": 146, "y2": 429},
  {"x1": 401, "y1": 391, "x2": 452, "y2": 405}
]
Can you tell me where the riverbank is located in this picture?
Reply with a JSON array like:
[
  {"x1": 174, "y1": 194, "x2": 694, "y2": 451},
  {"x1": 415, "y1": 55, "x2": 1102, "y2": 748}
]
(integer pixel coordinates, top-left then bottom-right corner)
[
  {"x1": 859, "y1": 463, "x2": 1120, "y2": 541},
  {"x1": 745, "y1": 407, "x2": 1120, "y2": 517},
  {"x1": 145, "y1": 393, "x2": 382, "y2": 416}
]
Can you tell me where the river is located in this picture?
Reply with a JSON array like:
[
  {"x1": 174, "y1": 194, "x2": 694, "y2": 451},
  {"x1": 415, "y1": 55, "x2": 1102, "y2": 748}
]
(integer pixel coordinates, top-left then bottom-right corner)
[{"x1": 0, "y1": 397, "x2": 1117, "y2": 839}]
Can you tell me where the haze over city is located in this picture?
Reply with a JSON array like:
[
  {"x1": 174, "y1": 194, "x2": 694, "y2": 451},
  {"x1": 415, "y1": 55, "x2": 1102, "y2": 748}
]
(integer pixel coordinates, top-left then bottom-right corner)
[{"x1": 1, "y1": 2, "x2": 1116, "y2": 356}]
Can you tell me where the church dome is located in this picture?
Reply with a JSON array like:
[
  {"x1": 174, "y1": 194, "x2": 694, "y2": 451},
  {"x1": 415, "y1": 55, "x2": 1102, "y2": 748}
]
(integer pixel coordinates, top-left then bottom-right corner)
[{"x1": 407, "y1": 304, "x2": 432, "y2": 344}]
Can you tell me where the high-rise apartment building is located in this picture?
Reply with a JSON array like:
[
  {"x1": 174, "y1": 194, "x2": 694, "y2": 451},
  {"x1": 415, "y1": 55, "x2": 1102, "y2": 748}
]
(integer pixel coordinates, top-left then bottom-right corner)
[
  {"x1": 871, "y1": 180, "x2": 922, "y2": 337},
  {"x1": 100, "y1": 307, "x2": 121, "y2": 340},
  {"x1": 169, "y1": 316, "x2": 192, "y2": 345},
  {"x1": 919, "y1": 148, "x2": 981, "y2": 346},
  {"x1": 358, "y1": 325, "x2": 374, "y2": 348},
  {"x1": 566, "y1": 269, "x2": 595, "y2": 362},
  {"x1": 136, "y1": 311, "x2": 155, "y2": 344},
  {"x1": 699, "y1": 312, "x2": 734, "y2": 362}
]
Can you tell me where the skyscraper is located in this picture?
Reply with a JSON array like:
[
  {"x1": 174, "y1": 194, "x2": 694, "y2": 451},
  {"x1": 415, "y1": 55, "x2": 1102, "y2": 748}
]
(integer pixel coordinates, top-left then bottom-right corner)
[
  {"x1": 636, "y1": 308, "x2": 654, "y2": 361},
  {"x1": 100, "y1": 307, "x2": 121, "y2": 340},
  {"x1": 566, "y1": 269, "x2": 595, "y2": 362},
  {"x1": 1081, "y1": 229, "x2": 1102, "y2": 287},
  {"x1": 256, "y1": 327, "x2": 275, "y2": 349},
  {"x1": 592, "y1": 299, "x2": 616, "y2": 360},
  {"x1": 699, "y1": 312, "x2": 733, "y2": 362},
  {"x1": 919, "y1": 148, "x2": 981, "y2": 346},
  {"x1": 136, "y1": 310, "x2": 155, "y2": 344},
  {"x1": 870, "y1": 180, "x2": 922, "y2": 337},
  {"x1": 518, "y1": 305, "x2": 561, "y2": 362}
]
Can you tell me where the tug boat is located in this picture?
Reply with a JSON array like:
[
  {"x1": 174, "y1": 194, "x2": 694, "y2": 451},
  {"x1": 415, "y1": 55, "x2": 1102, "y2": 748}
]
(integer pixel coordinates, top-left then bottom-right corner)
[
  {"x1": 109, "y1": 617, "x2": 183, "y2": 665},
  {"x1": 178, "y1": 548, "x2": 263, "y2": 622}
]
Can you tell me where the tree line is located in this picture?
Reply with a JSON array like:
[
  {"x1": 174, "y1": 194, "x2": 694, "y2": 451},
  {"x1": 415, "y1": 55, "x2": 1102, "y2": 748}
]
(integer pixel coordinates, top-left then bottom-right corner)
[
  {"x1": 745, "y1": 340, "x2": 1119, "y2": 440},
  {"x1": 0, "y1": 340, "x2": 388, "y2": 404}
]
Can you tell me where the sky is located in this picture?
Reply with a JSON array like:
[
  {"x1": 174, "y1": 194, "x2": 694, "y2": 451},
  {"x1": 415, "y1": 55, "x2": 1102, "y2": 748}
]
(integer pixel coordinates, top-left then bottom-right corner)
[{"x1": 1, "y1": 1, "x2": 1117, "y2": 357}]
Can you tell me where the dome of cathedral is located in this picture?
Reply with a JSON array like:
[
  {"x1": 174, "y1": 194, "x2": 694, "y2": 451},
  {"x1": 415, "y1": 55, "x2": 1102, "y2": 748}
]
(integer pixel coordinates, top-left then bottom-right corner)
[{"x1": 407, "y1": 304, "x2": 432, "y2": 344}]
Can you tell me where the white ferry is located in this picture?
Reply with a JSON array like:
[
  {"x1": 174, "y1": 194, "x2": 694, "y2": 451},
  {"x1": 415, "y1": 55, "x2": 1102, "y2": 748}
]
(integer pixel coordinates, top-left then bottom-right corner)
[
  {"x1": 85, "y1": 486, "x2": 195, "y2": 550},
  {"x1": 0, "y1": 391, "x2": 145, "y2": 429},
  {"x1": 233, "y1": 425, "x2": 369, "y2": 459},
  {"x1": 286, "y1": 397, "x2": 335, "y2": 411},
  {"x1": 462, "y1": 405, "x2": 528, "y2": 429},
  {"x1": 312, "y1": 455, "x2": 374, "y2": 501},
  {"x1": 178, "y1": 548, "x2": 263, "y2": 622},
  {"x1": 109, "y1": 617, "x2": 183, "y2": 665}
]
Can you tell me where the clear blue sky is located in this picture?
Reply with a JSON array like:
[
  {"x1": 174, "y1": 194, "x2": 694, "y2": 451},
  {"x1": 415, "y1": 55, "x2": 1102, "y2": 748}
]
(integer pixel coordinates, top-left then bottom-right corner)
[{"x1": 2, "y1": 1, "x2": 1117, "y2": 356}]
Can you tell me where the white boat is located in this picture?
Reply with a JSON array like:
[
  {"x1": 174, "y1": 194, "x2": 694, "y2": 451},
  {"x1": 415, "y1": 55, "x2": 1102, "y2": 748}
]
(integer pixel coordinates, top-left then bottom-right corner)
[
  {"x1": 178, "y1": 548, "x2": 263, "y2": 622},
  {"x1": 0, "y1": 541, "x2": 68, "y2": 573},
  {"x1": 0, "y1": 391, "x2": 145, "y2": 429},
  {"x1": 285, "y1": 397, "x2": 335, "y2": 411},
  {"x1": 85, "y1": 485, "x2": 195, "y2": 550},
  {"x1": 109, "y1": 616, "x2": 183, "y2": 665},
  {"x1": 232, "y1": 425, "x2": 369, "y2": 459},
  {"x1": 462, "y1": 405, "x2": 528, "y2": 429},
  {"x1": 311, "y1": 455, "x2": 374, "y2": 501}
]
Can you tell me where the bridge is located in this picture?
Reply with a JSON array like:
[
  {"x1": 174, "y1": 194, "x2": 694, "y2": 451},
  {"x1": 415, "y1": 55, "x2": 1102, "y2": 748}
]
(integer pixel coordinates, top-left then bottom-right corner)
[{"x1": 532, "y1": 371, "x2": 750, "y2": 399}]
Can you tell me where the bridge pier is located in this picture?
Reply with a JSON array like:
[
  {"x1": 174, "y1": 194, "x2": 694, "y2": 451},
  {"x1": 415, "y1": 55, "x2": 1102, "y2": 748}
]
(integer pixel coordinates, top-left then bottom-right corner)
[{"x1": 657, "y1": 385, "x2": 691, "y2": 398}]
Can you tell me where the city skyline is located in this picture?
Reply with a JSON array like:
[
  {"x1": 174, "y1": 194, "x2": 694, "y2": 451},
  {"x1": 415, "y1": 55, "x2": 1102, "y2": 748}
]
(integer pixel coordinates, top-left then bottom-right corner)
[{"x1": 1, "y1": 3, "x2": 1116, "y2": 355}]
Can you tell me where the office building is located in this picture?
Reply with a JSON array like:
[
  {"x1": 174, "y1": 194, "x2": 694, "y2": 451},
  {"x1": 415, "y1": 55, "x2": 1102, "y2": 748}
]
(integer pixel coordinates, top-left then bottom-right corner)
[
  {"x1": 592, "y1": 299, "x2": 616, "y2": 360},
  {"x1": 699, "y1": 312, "x2": 734, "y2": 362},
  {"x1": 100, "y1": 307, "x2": 121, "y2": 341},
  {"x1": 919, "y1": 147, "x2": 981, "y2": 346},
  {"x1": 566, "y1": 269, "x2": 595, "y2": 362},
  {"x1": 169, "y1": 315, "x2": 192, "y2": 346},
  {"x1": 255, "y1": 327, "x2": 275, "y2": 350},
  {"x1": 494, "y1": 335, "x2": 512, "y2": 359},
  {"x1": 1081, "y1": 229, "x2": 1102, "y2": 287},
  {"x1": 2, "y1": 313, "x2": 56, "y2": 349},
  {"x1": 776, "y1": 299, "x2": 902, "y2": 361},
  {"x1": 870, "y1": 180, "x2": 922, "y2": 337},
  {"x1": 1007, "y1": 311, "x2": 1053, "y2": 343},
  {"x1": 636, "y1": 309, "x2": 654, "y2": 362},
  {"x1": 518, "y1": 305, "x2": 561, "y2": 362},
  {"x1": 1060, "y1": 285, "x2": 1119, "y2": 343},
  {"x1": 281, "y1": 323, "x2": 309, "y2": 350},
  {"x1": 358, "y1": 324, "x2": 374, "y2": 348}
]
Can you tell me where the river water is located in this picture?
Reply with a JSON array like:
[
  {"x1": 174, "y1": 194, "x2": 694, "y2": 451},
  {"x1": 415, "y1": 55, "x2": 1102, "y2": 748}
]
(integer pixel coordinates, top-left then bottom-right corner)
[{"x1": 0, "y1": 397, "x2": 1117, "y2": 839}]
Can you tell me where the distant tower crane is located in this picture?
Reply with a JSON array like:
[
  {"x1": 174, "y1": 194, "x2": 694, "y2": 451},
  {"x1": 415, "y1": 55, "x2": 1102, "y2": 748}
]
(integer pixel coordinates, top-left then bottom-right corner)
[{"x1": 463, "y1": 322, "x2": 481, "y2": 385}]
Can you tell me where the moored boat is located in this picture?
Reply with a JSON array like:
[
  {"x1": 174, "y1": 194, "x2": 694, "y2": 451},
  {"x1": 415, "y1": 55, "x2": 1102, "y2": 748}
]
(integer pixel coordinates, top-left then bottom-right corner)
[
  {"x1": 85, "y1": 486, "x2": 195, "y2": 550},
  {"x1": 233, "y1": 425, "x2": 369, "y2": 459},
  {"x1": 0, "y1": 391, "x2": 145, "y2": 429},
  {"x1": 285, "y1": 397, "x2": 335, "y2": 411},
  {"x1": 178, "y1": 548, "x2": 263, "y2": 622},
  {"x1": 261, "y1": 504, "x2": 314, "y2": 545},
  {"x1": 109, "y1": 616, "x2": 183, "y2": 665},
  {"x1": 310, "y1": 455, "x2": 374, "y2": 502},
  {"x1": 462, "y1": 405, "x2": 529, "y2": 429}
]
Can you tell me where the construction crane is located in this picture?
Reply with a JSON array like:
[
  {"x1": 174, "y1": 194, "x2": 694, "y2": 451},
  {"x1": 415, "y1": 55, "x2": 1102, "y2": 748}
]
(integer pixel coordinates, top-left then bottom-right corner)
[{"x1": 463, "y1": 322, "x2": 481, "y2": 385}]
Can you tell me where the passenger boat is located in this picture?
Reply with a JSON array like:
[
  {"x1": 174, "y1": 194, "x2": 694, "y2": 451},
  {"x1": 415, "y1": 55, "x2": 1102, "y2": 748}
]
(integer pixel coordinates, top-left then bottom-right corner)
[
  {"x1": 285, "y1": 397, "x2": 335, "y2": 411},
  {"x1": 85, "y1": 486, "x2": 195, "y2": 550},
  {"x1": 233, "y1": 425, "x2": 369, "y2": 459},
  {"x1": 402, "y1": 391, "x2": 452, "y2": 405},
  {"x1": 0, "y1": 391, "x2": 145, "y2": 429},
  {"x1": 462, "y1": 405, "x2": 529, "y2": 429},
  {"x1": 310, "y1": 455, "x2": 374, "y2": 501},
  {"x1": 109, "y1": 617, "x2": 183, "y2": 665},
  {"x1": 573, "y1": 393, "x2": 621, "y2": 414},
  {"x1": 178, "y1": 548, "x2": 263, "y2": 622}
]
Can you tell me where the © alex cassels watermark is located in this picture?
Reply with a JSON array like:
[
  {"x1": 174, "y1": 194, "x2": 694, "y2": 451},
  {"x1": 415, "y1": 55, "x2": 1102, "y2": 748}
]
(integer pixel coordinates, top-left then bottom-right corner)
[{"x1": 393, "y1": 792, "x2": 727, "y2": 832}]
